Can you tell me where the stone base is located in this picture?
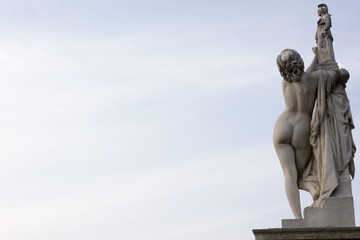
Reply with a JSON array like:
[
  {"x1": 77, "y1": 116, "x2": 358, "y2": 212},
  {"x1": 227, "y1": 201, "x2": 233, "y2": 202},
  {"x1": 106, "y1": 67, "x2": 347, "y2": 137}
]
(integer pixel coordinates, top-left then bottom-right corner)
[
  {"x1": 282, "y1": 196, "x2": 355, "y2": 228},
  {"x1": 253, "y1": 227, "x2": 360, "y2": 240}
]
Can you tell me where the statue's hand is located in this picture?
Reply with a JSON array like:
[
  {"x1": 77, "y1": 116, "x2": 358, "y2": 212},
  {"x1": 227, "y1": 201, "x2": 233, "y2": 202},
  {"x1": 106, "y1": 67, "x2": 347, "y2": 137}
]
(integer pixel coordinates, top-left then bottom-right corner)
[{"x1": 312, "y1": 47, "x2": 318, "y2": 55}]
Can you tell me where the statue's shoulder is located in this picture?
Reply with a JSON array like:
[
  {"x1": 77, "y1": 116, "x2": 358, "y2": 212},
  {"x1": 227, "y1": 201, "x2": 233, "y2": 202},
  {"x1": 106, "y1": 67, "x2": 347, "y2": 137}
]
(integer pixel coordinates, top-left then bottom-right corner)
[{"x1": 301, "y1": 71, "x2": 320, "y2": 84}]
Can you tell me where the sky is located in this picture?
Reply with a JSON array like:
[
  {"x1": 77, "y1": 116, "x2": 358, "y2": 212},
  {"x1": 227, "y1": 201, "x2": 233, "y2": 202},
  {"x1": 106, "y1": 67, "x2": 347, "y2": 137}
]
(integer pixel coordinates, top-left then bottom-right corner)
[{"x1": 0, "y1": 0, "x2": 359, "y2": 239}]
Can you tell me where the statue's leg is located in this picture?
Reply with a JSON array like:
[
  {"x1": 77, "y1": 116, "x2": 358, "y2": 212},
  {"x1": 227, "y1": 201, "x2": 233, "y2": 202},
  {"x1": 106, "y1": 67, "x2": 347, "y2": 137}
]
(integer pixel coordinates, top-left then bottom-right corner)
[
  {"x1": 291, "y1": 118, "x2": 318, "y2": 202},
  {"x1": 274, "y1": 142, "x2": 302, "y2": 219}
]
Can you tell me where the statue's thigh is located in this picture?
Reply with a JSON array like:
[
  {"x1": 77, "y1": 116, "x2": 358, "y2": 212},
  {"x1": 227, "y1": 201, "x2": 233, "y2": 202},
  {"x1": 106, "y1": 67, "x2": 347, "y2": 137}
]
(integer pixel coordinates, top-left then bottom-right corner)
[
  {"x1": 291, "y1": 121, "x2": 311, "y2": 150},
  {"x1": 292, "y1": 122, "x2": 312, "y2": 172}
]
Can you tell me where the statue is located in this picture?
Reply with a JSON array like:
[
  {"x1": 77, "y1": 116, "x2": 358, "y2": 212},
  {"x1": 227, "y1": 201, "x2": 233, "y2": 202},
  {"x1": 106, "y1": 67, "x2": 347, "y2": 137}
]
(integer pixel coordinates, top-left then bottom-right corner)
[
  {"x1": 316, "y1": 4, "x2": 336, "y2": 64},
  {"x1": 253, "y1": 5, "x2": 359, "y2": 238},
  {"x1": 273, "y1": 4, "x2": 356, "y2": 223},
  {"x1": 273, "y1": 49, "x2": 350, "y2": 219}
]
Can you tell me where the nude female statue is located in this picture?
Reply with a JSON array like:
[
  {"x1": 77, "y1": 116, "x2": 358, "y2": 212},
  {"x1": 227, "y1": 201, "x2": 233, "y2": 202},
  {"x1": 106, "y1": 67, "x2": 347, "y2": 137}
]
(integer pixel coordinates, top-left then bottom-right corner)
[{"x1": 273, "y1": 49, "x2": 349, "y2": 219}]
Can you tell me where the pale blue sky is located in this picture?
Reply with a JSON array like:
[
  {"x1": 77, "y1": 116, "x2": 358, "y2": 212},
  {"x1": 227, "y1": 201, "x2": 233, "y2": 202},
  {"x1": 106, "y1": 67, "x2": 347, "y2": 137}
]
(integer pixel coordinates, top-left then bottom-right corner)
[{"x1": 0, "y1": 1, "x2": 359, "y2": 239}]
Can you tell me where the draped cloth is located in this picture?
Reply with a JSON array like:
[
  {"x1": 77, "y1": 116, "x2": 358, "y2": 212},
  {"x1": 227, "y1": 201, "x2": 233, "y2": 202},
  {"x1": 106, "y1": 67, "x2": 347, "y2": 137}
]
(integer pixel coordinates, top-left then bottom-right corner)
[{"x1": 300, "y1": 69, "x2": 356, "y2": 207}]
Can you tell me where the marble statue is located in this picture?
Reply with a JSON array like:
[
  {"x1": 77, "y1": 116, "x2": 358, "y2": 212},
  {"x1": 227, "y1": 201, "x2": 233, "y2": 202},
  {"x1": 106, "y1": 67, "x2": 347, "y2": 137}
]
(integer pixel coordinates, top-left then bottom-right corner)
[
  {"x1": 273, "y1": 4, "x2": 356, "y2": 222},
  {"x1": 316, "y1": 4, "x2": 336, "y2": 64},
  {"x1": 274, "y1": 49, "x2": 350, "y2": 219}
]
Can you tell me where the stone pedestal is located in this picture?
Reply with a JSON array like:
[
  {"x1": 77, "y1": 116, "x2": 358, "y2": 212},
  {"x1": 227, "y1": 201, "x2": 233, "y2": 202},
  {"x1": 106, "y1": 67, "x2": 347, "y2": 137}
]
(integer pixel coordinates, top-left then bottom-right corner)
[
  {"x1": 253, "y1": 227, "x2": 360, "y2": 240},
  {"x1": 253, "y1": 186, "x2": 357, "y2": 239},
  {"x1": 282, "y1": 197, "x2": 355, "y2": 228}
]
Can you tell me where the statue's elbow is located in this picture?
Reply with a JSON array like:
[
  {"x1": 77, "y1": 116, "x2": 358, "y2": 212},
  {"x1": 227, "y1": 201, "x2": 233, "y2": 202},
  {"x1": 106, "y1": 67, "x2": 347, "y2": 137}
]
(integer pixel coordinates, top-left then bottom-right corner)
[{"x1": 339, "y1": 69, "x2": 350, "y2": 83}]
